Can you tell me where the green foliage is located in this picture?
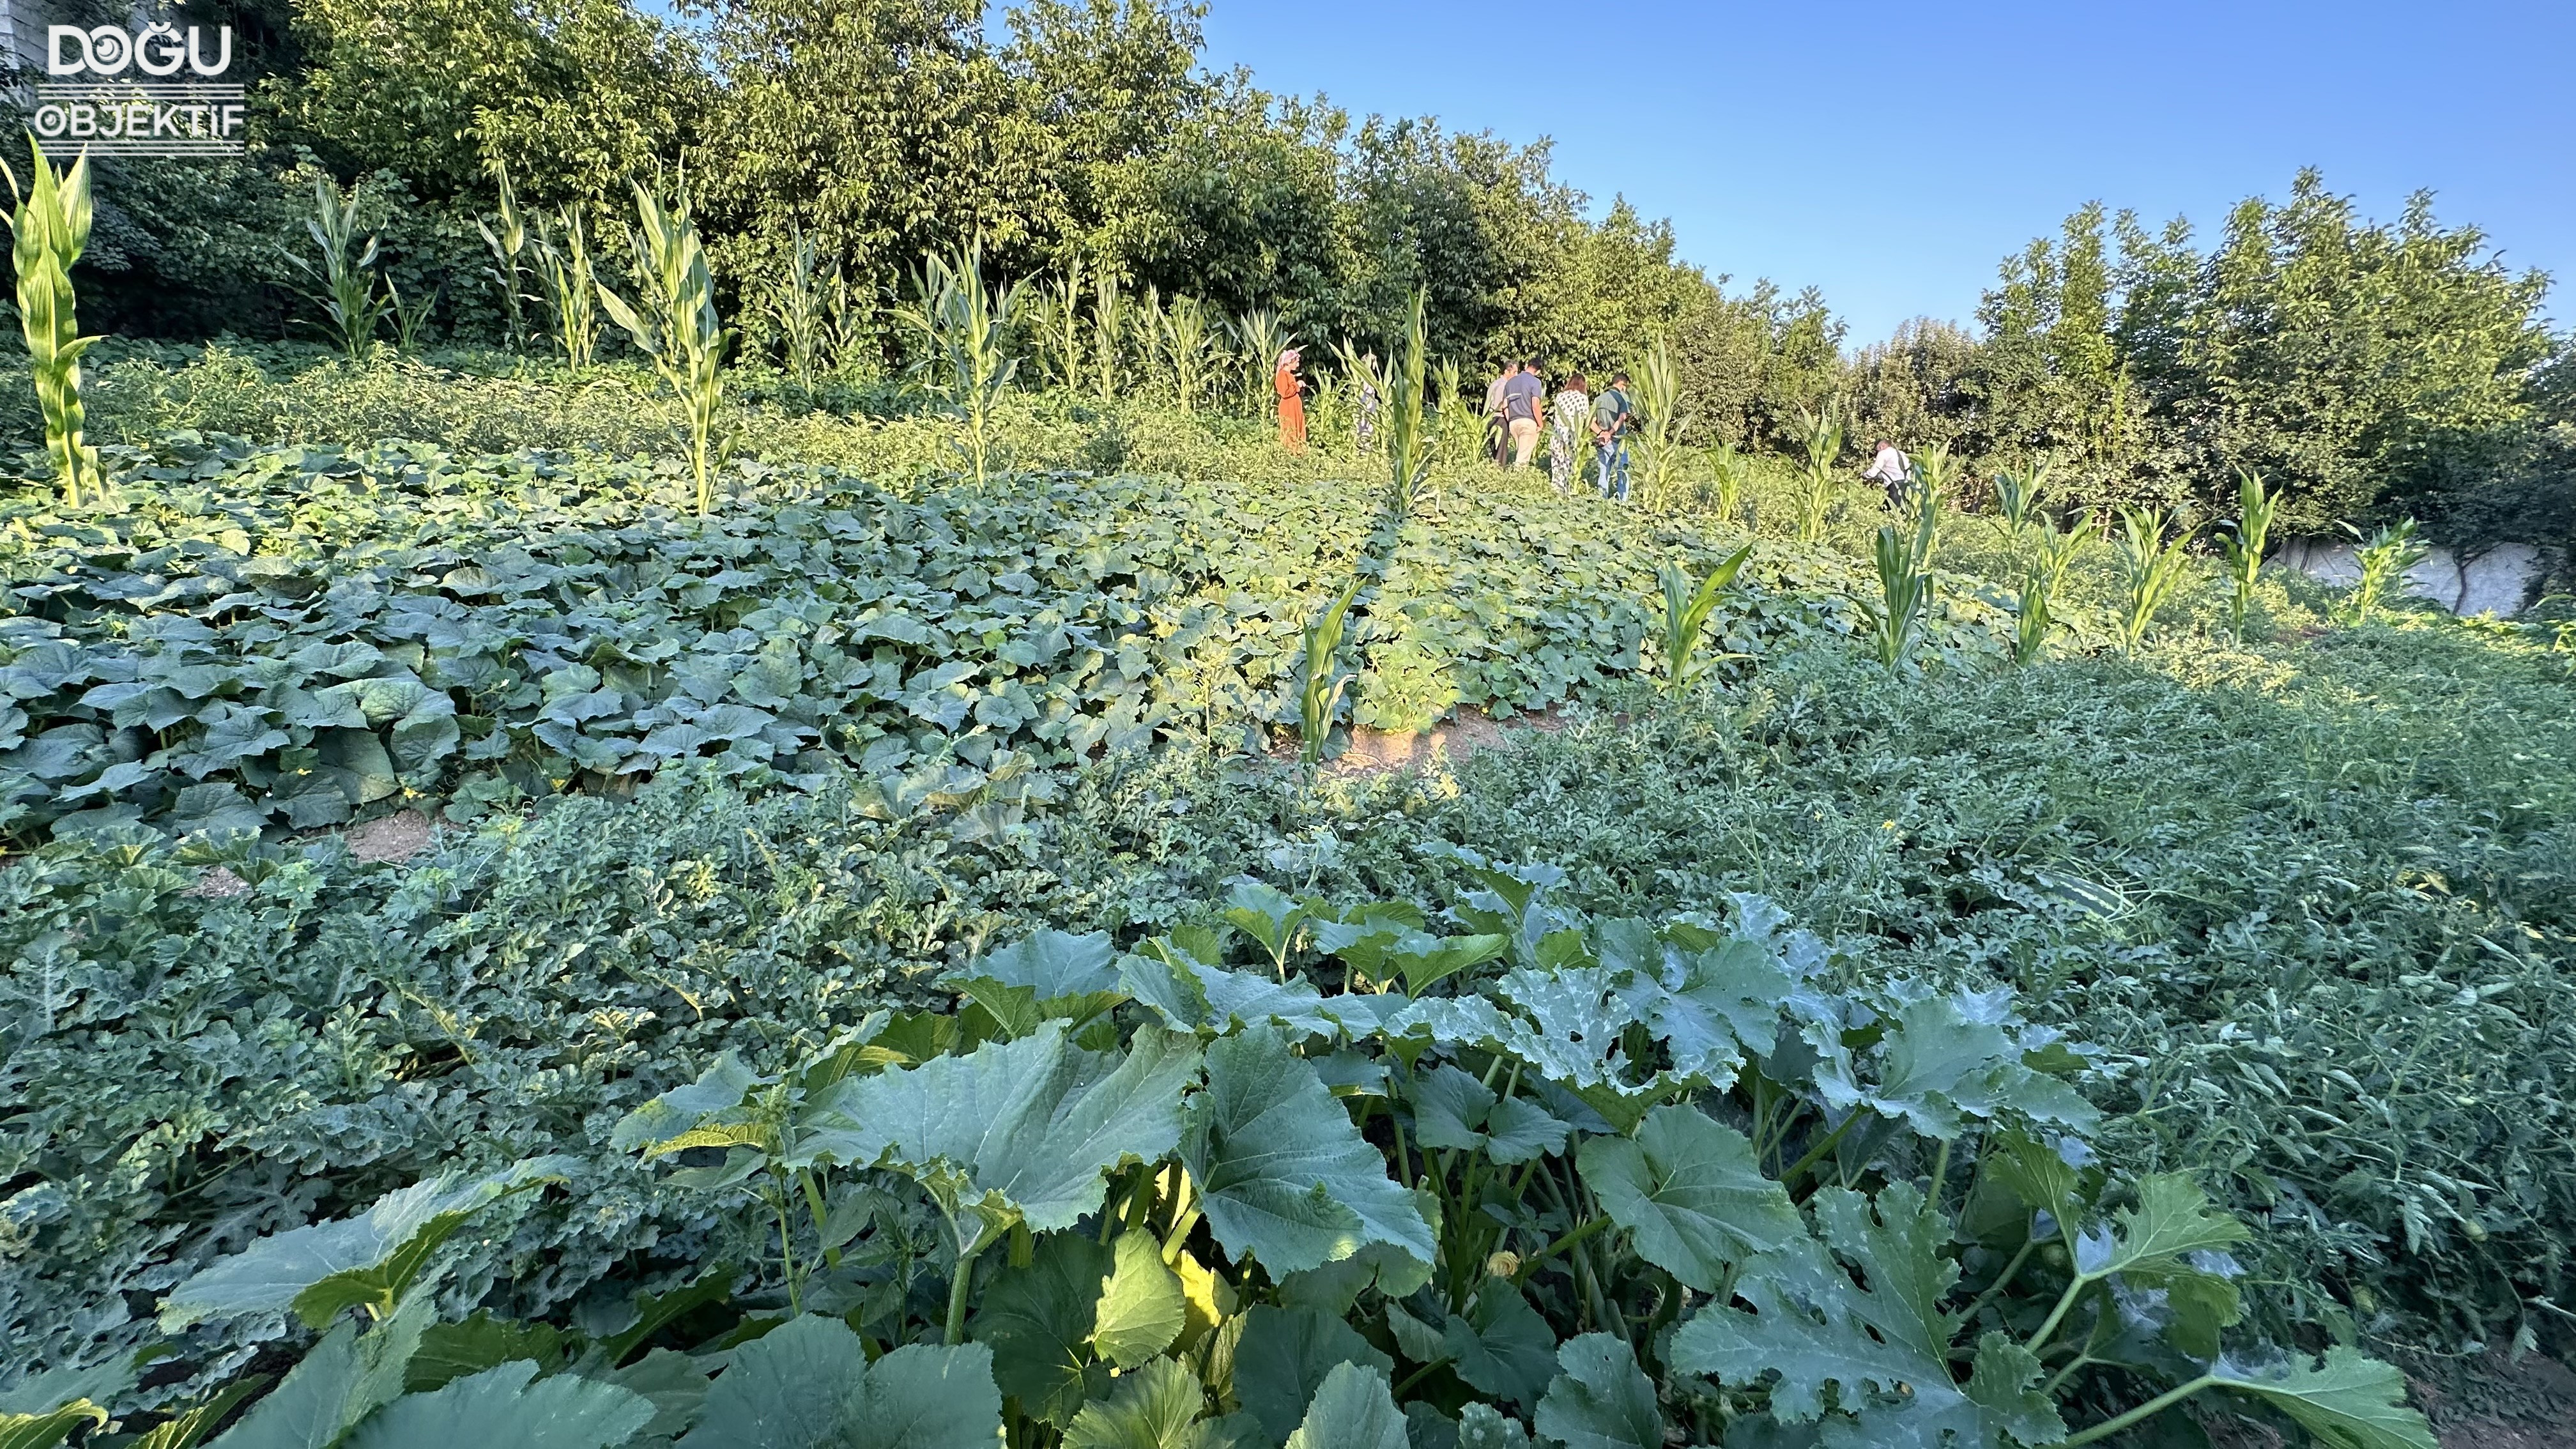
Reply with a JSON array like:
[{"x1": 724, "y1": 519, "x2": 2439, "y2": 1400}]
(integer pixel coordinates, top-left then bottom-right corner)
[
  {"x1": 1995, "y1": 457, "x2": 2050, "y2": 538},
  {"x1": 2012, "y1": 512, "x2": 2095, "y2": 664},
  {"x1": 1650, "y1": 546, "x2": 1752, "y2": 698},
  {"x1": 6, "y1": 143, "x2": 105, "y2": 507},
  {"x1": 285, "y1": 177, "x2": 390, "y2": 365},
  {"x1": 532, "y1": 206, "x2": 600, "y2": 369},
  {"x1": 1383, "y1": 292, "x2": 1434, "y2": 514},
  {"x1": 475, "y1": 162, "x2": 532, "y2": 352},
  {"x1": 2218, "y1": 468, "x2": 2277, "y2": 638},
  {"x1": 2344, "y1": 518, "x2": 2430, "y2": 625},
  {"x1": 1792, "y1": 404, "x2": 1844, "y2": 544},
  {"x1": 765, "y1": 226, "x2": 829, "y2": 395},
  {"x1": 1298, "y1": 579, "x2": 1361, "y2": 765},
  {"x1": 907, "y1": 242, "x2": 1023, "y2": 486},
  {"x1": 595, "y1": 181, "x2": 727, "y2": 514},
  {"x1": 2111, "y1": 505, "x2": 2193, "y2": 654},
  {"x1": 1860, "y1": 494, "x2": 1940, "y2": 670}
]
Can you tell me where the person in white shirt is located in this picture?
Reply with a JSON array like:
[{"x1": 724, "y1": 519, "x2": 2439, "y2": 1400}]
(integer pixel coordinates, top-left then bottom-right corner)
[{"x1": 1863, "y1": 439, "x2": 1912, "y2": 509}]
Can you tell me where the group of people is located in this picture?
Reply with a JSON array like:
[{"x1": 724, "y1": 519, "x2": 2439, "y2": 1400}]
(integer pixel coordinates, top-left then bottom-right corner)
[
  {"x1": 1266, "y1": 348, "x2": 1643, "y2": 502},
  {"x1": 1481, "y1": 360, "x2": 1639, "y2": 502}
]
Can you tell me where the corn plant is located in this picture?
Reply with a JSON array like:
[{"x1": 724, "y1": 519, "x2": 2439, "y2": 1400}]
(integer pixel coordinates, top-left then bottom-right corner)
[
  {"x1": 2343, "y1": 518, "x2": 2428, "y2": 625},
  {"x1": 1860, "y1": 468, "x2": 1942, "y2": 669},
  {"x1": 2216, "y1": 468, "x2": 2276, "y2": 638},
  {"x1": 387, "y1": 275, "x2": 438, "y2": 353},
  {"x1": 531, "y1": 206, "x2": 597, "y2": 369},
  {"x1": 1032, "y1": 256, "x2": 1084, "y2": 392},
  {"x1": 1091, "y1": 268, "x2": 1124, "y2": 400},
  {"x1": 1709, "y1": 442, "x2": 1752, "y2": 523},
  {"x1": 1433, "y1": 358, "x2": 1483, "y2": 468},
  {"x1": 1162, "y1": 293, "x2": 1220, "y2": 414},
  {"x1": 1652, "y1": 545, "x2": 1753, "y2": 698},
  {"x1": 2112, "y1": 505, "x2": 2195, "y2": 653},
  {"x1": 1995, "y1": 457, "x2": 2051, "y2": 540},
  {"x1": 1131, "y1": 284, "x2": 1169, "y2": 397},
  {"x1": 475, "y1": 160, "x2": 530, "y2": 351},
  {"x1": 1236, "y1": 307, "x2": 1292, "y2": 417},
  {"x1": 767, "y1": 224, "x2": 829, "y2": 395},
  {"x1": 1383, "y1": 291, "x2": 1434, "y2": 516},
  {"x1": 907, "y1": 241, "x2": 1022, "y2": 485},
  {"x1": 1793, "y1": 404, "x2": 1844, "y2": 543},
  {"x1": 286, "y1": 175, "x2": 388, "y2": 363},
  {"x1": 1908, "y1": 441, "x2": 1959, "y2": 537},
  {"x1": 1297, "y1": 578, "x2": 1362, "y2": 765},
  {"x1": 596, "y1": 180, "x2": 727, "y2": 515},
  {"x1": 1632, "y1": 337, "x2": 1687, "y2": 504},
  {"x1": 2014, "y1": 512, "x2": 2096, "y2": 664},
  {"x1": 6, "y1": 143, "x2": 103, "y2": 506}
]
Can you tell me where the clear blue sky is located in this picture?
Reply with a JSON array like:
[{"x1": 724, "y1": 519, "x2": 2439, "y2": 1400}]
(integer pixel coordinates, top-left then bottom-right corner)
[{"x1": 1192, "y1": 0, "x2": 2573, "y2": 347}]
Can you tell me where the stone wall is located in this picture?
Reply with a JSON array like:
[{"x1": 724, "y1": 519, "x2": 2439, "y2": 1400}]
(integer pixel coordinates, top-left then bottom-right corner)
[{"x1": 2268, "y1": 537, "x2": 2557, "y2": 617}]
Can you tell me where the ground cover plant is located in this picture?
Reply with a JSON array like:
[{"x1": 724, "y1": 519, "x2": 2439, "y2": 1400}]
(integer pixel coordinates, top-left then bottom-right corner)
[{"x1": 1, "y1": 847, "x2": 2450, "y2": 1448}]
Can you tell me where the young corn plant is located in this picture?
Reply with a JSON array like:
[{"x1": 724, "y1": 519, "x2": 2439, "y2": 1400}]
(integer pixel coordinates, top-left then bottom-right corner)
[
  {"x1": 1131, "y1": 284, "x2": 1170, "y2": 397},
  {"x1": 1860, "y1": 471, "x2": 1942, "y2": 669},
  {"x1": 1994, "y1": 457, "x2": 2051, "y2": 541},
  {"x1": 475, "y1": 160, "x2": 530, "y2": 351},
  {"x1": 1632, "y1": 337, "x2": 1688, "y2": 505},
  {"x1": 1793, "y1": 404, "x2": 1844, "y2": 543},
  {"x1": 1091, "y1": 268, "x2": 1124, "y2": 400},
  {"x1": 1296, "y1": 579, "x2": 1363, "y2": 765},
  {"x1": 1383, "y1": 291, "x2": 1434, "y2": 517},
  {"x1": 912, "y1": 241, "x2": 1022, "y2": 485},
  {"x1": 767, "y1": 224, "x2": 829, "y2": 396},
  {"x1": 1652, "y1": 545, "x2": 1754, "y2": 698},
  {"x1": 2342, "y1": 518, "x2": 2428, "y2": 625},
  {"x1": 1162, "y1": 294, "x2": 1219, "y2": 414},
  {"x1": 1032, "y1": 256, "x2": 1084, "y2": 392},
  {"x1": 532, "y1": 205, "x2": 597, "y2": 368},
  {"x1": 387, "y1": 275, "x2": 438, "y2": 353},
  {"x1": 1709, "y1": 442, "x2": 1752, "y2": 523},
  {"x1": 596, "y1": 180, "x2": 728, "y2": 515},
  {"x1": 286, "y1": 175, "x2": 388, "y2": 363},
  {"x1": 2217, "y1": 468, "x2": 2276, "y2": 639},
  {"x1": 2014, "y1": 512, "x2": 2096, "y2": 664},
  {"x1": 2113, "y1": 505, "x2": 2195, "y2": 653},
  {"x1": 1236, "y1": 307, "x2": 1292, "y2": 417},
  {"x1": 6, "y1": 143, "x2": 104, "y2": 507}
]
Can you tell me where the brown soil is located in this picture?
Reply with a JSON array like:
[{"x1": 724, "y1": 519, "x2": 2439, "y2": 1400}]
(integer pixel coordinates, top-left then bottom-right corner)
[
  {"x1": 1325, "y1": 704, "x2": 1570, "y2": 778},
  {"x1": 2418, "y1": 1349, "x2": 2576, "y2": 1449},
  {"x1": 187, "y1": 809, "x2": 440, "y2": 898}
]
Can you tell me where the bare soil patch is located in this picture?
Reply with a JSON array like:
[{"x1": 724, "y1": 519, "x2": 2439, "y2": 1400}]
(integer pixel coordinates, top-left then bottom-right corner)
[
  {"x1": 1326, "y1": 705, "x2": 1570, "y2": 778},
  {"x1": 187, "y1": 809, "x2": 440, "y2": 898}
]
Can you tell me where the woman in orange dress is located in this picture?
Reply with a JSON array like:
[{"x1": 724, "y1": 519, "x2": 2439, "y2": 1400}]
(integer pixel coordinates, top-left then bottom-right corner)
[{"x1": 1274, "y1": 348, "x2": 1307, "y2": 454}]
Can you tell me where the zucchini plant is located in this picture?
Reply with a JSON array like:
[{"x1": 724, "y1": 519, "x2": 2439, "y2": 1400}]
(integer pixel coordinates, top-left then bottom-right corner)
[{"x1": 36, "y1": 862, "x2": 2432, "y2": 1449}]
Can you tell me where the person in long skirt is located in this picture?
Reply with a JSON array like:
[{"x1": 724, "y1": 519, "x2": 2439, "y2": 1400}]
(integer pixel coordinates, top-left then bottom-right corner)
[{"x1": 1275, "y1": 349, "x2": 1307, "y2": 454}]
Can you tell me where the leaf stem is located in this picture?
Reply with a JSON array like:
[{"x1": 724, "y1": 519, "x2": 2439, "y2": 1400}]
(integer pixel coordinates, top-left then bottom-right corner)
[
  {"x1": 2024, "y1": 1276, "x2": 2097, "y2": 1358},
  {"x1": 1513, "y1": 1215, "x2": 1613, "y2": 1282},
  {"x1": 946, "y1": 1221, "x2": 1003, "y2": 1345},
  {"x1": 1782, "y1": 1110, "x2": 1866, "y2": 1188},
  {"x1": 2058, "y1": 1374, "x2": 2217, "y2": 1447},
  {"x1": 1959, "y1": 1232, "x2": 2042, "y2": 1329}
]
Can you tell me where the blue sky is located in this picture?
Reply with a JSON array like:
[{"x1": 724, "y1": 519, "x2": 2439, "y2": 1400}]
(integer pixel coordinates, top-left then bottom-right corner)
[{"x1": 1192, "y1": 0, "x2": 2573, "y2": 346}]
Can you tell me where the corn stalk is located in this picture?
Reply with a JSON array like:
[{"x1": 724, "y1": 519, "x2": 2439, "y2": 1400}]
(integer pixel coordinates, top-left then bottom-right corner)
[
  {"x1": 1297, "y1": 578, "x2": 1362, "y2": 766},
  {"x1": 1091, "y1": 270, "x2": 1124, "y2": 401},
  {"x1": 1383, "y1": 292, "x2": 1434, "y2": 517},
  {"x1": 2113, "y1": 505, "x2": 2194, "y2": 653},
  {"x1": 387, "y1": 276, "x2": 438, "y2": 353},
  {"x1": 2343, "y1": 518, "x2": 2428, "y2": 625},
  {"x1": 767, "y1": 225, "x2": 828, "y2": 396},
  {"x1": 2218, "y1": 468, "x2": 2276, "y2": 639},
  {"x1": 1995, "y1": 456, "x2": 2051, "y2": 541},
  {"x1": 1653, "y1": 545, "x2": 1753, "y2": 698},
  {"x1": 1235, "y1": 307, "x2": 1293, "y2": 418},
  {"x1": 1632, "y1": 337, "x2": 1688, "y2": 505},
  {"x1": 477, "y1": 160, "x2": 530, "y2": 351},
  {"x1": 286, "y1": 175, "x2": 387, "y2": 364},
  {"x1": 6, "y1": 142, "x2": 103, "y2": 505},
  {"x1": 1793, "y1": 404, "x2": 1844, "y2": 544},
  {"x1": 596, "y1": 180, "x2": 727, "y2": 515},
  {"x1": 1162, "y1": 294, "x2": 1218, "y2": 415},
  {"x1": 1032, "y1": 256, "x2": 1084, "y2": 393},
  {"x1": 1860, "y1": 459, "x2": 1945, "y2": 670},
  {"x1": 533, "y1": 206, "x2": 597, "y2": 369},
  {"x1": 907, "y1": 241, "x2": 1021, "y2": 485},
  {"x1": 2014, "y1": 512, "x2": 2095, "y2": 664},
  {"x1": 1709, "y1": 443, "x2": 1752, "y2": 523}
]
